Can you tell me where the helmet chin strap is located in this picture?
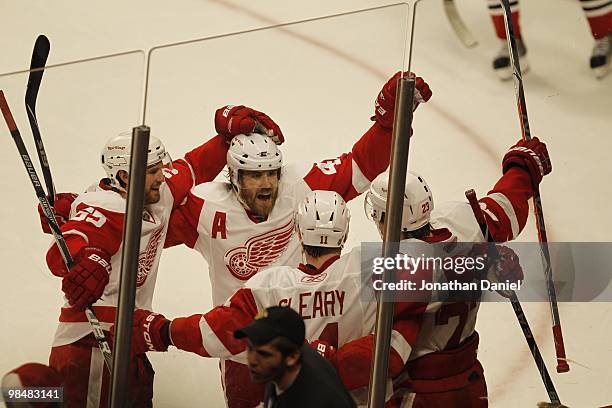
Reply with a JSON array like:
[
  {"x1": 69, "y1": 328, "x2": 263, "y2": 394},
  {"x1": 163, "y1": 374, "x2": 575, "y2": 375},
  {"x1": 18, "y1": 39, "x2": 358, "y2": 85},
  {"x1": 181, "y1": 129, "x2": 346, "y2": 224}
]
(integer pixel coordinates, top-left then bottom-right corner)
[
  {"x1": 110, "y1": 175, "x2": 128, "y2": 195},
  {"x1": 231, "y1": 182, "x2": 252, "y2": 213},
  {"x1": 301, "y1": 248, "x2": 308, "y2": 266}
]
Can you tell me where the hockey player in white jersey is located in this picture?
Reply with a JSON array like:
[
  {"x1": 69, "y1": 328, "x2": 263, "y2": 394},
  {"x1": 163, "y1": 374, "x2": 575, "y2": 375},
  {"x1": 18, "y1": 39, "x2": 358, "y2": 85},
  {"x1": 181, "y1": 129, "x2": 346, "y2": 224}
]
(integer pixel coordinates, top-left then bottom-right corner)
[
  {"x1": 41, "y1": 105, "x2": 282, "y2": 408},
  {"x1": 322, "y1": 136, "x2": 551, "y2": 407}
]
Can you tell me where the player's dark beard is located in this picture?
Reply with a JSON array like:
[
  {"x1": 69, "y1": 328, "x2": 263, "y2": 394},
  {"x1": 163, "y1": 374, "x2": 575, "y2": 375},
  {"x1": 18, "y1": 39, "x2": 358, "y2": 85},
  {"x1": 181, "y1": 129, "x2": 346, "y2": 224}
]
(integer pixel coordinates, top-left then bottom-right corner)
[
  {"x1": 144, "y1": 185, "x2": 162, "y2": 204},
  {"x1": 241, "y1": 187, "x2": 278, "y2": 218}
]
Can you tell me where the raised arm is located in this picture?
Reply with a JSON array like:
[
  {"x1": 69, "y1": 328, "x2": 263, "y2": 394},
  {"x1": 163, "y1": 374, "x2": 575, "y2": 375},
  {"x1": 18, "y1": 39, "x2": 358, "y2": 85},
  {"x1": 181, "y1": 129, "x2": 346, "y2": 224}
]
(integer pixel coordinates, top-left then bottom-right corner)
[
  {"x1": 478, "y1": 137, "x2": 551, "y2": 242},
  {"x1": 303, "y1": 72, "x2": 432, "y2": 202}
]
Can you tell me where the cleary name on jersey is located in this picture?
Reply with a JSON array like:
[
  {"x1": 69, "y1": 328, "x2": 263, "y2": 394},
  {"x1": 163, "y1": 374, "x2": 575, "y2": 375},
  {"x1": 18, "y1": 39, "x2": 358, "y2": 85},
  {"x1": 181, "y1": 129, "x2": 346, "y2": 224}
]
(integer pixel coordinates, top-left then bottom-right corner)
[
  {"x1": 46, "y1": 136, "x2": 230, "y2": 347},
  {"x1": 167, "y1": 122, "x2": 393, "y2": 306}
]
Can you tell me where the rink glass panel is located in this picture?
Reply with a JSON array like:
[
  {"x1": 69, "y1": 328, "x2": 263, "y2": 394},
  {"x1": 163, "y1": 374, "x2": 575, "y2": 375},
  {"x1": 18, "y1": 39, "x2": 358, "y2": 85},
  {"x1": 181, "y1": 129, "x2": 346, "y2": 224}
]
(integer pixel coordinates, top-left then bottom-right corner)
[{"x1": 0, "y1": 51, "x2": 144, "y2": 392}]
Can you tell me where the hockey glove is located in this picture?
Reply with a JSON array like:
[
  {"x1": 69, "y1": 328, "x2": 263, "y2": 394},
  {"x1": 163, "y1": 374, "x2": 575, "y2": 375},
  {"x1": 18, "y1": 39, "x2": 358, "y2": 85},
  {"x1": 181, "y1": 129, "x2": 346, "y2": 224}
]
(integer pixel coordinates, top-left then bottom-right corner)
[
  {"x1": 129, "y1": 309, "x2": 172, "y2": 354},
  {"x1": 502, "y1": 137, "x2": 551, "y2": 185},
  {"x1": 215, "y1": 105, "x2": 284, "y2": 144},
  {"x1": 372, "y1": 71, "x2": 432, "y2": 129},
  {"x1": 488, "y1": 245, "x2": 524, "y2": 298},
  {"x1": 62, "y1": 247, "x2": 111, "y2": 311},
  {"x1": 37, "y1": 192, "x2": 78, "y2": 234},
  {"x1": 310, "y1": 339, "x2": 337, "y2": 367}
]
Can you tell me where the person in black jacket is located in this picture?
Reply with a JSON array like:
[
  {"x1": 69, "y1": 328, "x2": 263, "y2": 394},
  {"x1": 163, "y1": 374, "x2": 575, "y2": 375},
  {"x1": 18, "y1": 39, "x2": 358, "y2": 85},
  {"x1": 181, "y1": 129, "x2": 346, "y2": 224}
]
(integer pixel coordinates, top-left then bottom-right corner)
[{"x1": 234, "y1": 306, "x2": 356, "y2": 408}]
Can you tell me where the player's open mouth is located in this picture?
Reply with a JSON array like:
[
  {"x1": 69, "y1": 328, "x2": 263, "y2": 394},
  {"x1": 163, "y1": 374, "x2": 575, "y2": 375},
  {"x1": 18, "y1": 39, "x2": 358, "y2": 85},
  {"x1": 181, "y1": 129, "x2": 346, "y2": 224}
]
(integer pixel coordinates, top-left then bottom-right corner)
[{"x1": 257, "y1": 193, "x2": 271, "y2": 201}]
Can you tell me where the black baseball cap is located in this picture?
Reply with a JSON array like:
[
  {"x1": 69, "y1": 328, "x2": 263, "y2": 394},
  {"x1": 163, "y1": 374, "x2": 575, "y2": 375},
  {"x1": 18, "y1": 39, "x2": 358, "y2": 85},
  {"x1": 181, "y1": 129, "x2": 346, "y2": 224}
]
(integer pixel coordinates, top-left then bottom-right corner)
[{"x1": 234, "y1": 306, "x2": 305, "y2": 347}]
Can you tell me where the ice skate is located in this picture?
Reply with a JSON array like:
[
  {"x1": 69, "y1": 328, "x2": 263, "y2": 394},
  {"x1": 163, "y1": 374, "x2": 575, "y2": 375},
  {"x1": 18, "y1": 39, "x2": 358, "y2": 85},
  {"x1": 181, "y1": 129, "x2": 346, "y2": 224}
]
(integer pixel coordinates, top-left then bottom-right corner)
[
  {"x1": 493, "y1": 37, "x2": 529, "y2": 80},
  {"x1": 590, "y1": 34, "x2": 612, "y2": 79}
]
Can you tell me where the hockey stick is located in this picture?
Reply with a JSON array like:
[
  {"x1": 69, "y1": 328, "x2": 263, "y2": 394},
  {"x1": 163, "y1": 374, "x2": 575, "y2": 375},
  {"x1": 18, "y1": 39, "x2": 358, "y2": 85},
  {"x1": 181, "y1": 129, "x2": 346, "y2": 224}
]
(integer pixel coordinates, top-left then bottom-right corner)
[
  {"x1": 499, "y1": 0, "x2": 569, "y2": 374},
  {"x1": 465, "y1": 189, "x2": 562, "y2": 405},
  {"x1": 25, "y1": 35, "x2": 55, "y2": 206},
  {"x1": 443, "y1": 0, "x2": 478, "y2": 48},
  {"x1": 0, "y1": 90, "x2": 113, "y2": 372}
]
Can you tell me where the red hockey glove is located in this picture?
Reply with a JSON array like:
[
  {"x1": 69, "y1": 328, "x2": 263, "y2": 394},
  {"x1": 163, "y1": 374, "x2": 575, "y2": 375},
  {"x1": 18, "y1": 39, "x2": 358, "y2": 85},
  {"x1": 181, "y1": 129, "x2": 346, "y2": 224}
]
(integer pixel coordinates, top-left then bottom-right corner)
[
  {"x1": 130, "y1": 309, "x2": 171, "y2": 354},
  {"x1": 61, "y1": 247, "x2": 111, "y2": 311},
  {"x1": 310, "y1": 339, "x2": 337, "y2": 367},
  {"x1": 489, "y1": 245, "x2": 524, "y2": 298},
  {"x1": 372, "y1": 71, "x2": 432, "y2": 129},
  {"x1": 502, "y1": 137, "x2": 552, "y2": 185},
  {"x1": 37, "y1": 193, "x2": 78, "y2": 234},
  {"x1": 215, "y1": 105, "x2": 284, "y2": 144}
]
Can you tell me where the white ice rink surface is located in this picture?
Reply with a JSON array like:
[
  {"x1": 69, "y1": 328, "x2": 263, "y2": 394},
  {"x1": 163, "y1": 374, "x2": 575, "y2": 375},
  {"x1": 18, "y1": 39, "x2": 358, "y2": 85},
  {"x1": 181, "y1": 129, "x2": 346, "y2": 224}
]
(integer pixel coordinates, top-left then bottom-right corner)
[{"x1": 1, "y1": 0, "x2": 611, "y2": 407}]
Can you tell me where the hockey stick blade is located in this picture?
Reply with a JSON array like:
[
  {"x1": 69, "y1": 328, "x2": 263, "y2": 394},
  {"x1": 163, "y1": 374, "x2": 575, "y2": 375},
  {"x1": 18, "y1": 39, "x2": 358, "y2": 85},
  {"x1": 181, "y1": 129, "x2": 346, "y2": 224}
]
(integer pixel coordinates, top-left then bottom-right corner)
[
  {"x1": 499, "y1": 0, "x2": 569, "y2": 374},
  {"x1": 465, "y1": 189, "x2": 562, "y2": 405},
  {"x1": 0, "y1": 90, "x2": 113, "y2": 372},
  {"x1": 443, "y1": 0, "x2": 478, "y2": 48},
  {"x1": 25, "y1": 35, "x2": 55, "y2": 205}
]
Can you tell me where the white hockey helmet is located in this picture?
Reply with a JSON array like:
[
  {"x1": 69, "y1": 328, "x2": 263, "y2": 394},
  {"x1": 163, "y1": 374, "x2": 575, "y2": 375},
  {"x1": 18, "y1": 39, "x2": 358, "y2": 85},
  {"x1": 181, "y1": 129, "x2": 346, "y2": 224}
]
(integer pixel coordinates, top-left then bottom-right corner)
[
  {"x1": 101, "y1": 131, "x2": 170, "y2": 190},
  {"x1": 365, "y1": 170, "x2": 434, "y2": 232},
  {"x1": 227, "y1": 133, "x2": 283, "y2": 188},
  {"x1": 296, "y1": 190, "x2": 351, "y2": 248}
]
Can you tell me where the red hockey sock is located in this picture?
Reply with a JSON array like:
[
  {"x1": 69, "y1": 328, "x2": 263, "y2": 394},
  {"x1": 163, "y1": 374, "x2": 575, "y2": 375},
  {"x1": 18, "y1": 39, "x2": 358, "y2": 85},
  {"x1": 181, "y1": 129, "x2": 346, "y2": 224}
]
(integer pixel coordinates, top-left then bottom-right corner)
[
  {"x1": 491, "y1": 11, "x2": 521, "y2": 40},
  {"x1": 586, "y1": 11, "x2": 612, "y2": 39}
]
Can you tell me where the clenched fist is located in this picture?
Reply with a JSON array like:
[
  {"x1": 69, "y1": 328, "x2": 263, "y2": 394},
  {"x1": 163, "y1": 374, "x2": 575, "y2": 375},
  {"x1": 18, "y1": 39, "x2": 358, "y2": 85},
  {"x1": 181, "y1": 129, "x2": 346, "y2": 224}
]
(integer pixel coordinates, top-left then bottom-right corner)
[
  {"x1": 310, "y1": 339, "x2": 337, "y2": 367},
  {"x1": 128, "y1": 309, "x2": 171, "y2": 354},
  {"x1": 215, "y1": 105, "x2": 284, "y2": 144},
  {"x1": 38, "y1": 192, "x2": 77, "y2": 234},
  {"x1": 62, "y1": 247, "x2": 111, "y2": 311},
  {"x1": 373, "y1": 71, "x2": 432, "y2": 129},
  {"x1": 502, "y1": 137, "x2": 552, "y2": 185},
  {"x1": 489, "y1": 245, "x2": 524, "y2": 298}
]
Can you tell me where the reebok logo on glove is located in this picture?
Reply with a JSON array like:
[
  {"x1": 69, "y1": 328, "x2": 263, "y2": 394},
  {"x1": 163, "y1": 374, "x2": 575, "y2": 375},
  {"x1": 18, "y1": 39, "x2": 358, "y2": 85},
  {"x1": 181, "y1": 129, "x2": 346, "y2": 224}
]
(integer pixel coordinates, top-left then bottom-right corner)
[{"x1": 511, "y1": 146, "x2": 544, "y2": 176}]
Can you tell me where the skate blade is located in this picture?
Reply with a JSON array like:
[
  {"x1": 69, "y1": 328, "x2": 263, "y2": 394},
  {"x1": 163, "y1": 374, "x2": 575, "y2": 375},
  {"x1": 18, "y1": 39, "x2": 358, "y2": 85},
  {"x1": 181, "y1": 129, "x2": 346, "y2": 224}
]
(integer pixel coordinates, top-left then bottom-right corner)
[
  {"x1": 593, "y1": 64, "x2": 611, "y2": 79},
  {"x1": 495, "y1": 59, "x2": 530, "y2": 81}
]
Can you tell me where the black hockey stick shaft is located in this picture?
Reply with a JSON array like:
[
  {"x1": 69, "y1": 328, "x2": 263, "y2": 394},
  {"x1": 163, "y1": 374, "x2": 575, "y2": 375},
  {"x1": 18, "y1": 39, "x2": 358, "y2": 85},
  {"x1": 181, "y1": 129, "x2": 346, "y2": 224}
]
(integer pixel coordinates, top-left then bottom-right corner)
[
  {"x1": 465, "y1": 189, "x2": 561, "y2": 404},
  {"x1": 25, "y1": 35, "x2": 55, "y2": 206},
  {"x1": 499, "y1": 0, "x2": 569, "y2": 373},
  {"x1": 0, "y1": 90, "x2": 113, "y2": 372}
]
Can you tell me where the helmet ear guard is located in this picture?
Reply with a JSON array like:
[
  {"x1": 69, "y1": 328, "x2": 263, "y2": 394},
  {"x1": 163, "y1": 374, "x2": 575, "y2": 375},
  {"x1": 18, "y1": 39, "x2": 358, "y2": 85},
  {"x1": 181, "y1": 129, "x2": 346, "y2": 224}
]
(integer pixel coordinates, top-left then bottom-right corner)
[
  {"x1": 101, "y1": 131, "x2": 170, "y2": 191},
  {"x1": 296, "y1": 190, "x2": 351, "y2": 249},
  {"x1": 365, "y1": 170, "x2": 434, "y2": 232}
]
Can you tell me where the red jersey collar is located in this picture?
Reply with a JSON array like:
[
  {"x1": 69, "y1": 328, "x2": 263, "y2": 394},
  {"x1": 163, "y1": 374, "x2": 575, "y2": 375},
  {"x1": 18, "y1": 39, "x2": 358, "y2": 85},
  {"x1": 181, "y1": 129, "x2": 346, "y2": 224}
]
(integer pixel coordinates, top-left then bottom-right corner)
[
  {"x1": 424, "y1": 227, "x2": 452, "y2": 243},
  {"x1": 298, "y1": 254, "x2": 341, "y2": 276},
  {"x1": 244, "y1": 208, "x2": 267, "y2": 224}
]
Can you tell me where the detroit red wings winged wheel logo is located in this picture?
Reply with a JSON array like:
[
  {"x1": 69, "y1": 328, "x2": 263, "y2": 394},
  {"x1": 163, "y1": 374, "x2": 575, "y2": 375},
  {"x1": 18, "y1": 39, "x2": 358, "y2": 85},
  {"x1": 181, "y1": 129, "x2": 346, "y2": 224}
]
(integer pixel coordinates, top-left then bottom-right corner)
[
  {"x1": 137, "y1": 227, "x2": 164, "y2": 286},
  {"x1": 225, "y1": 219, "x2": 295, "y2": 280}
]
